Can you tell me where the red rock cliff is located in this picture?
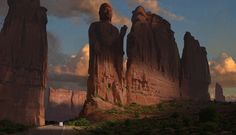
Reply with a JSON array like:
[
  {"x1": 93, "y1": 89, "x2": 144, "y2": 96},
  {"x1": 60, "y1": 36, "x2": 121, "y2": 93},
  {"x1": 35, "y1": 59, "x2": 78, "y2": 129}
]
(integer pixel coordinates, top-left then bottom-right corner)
[
  {"x1": 126, "y1": 6, "x2": 181, "y2": 105},
  {"x1": 0, "y1": 0, "x2": 47, "y2": 126},
  {"x1": 46, "y1": 88, "x2": 86, "y2": 122},
  {"x1": 181, "y1": 32, "x2": 211, "y2": 100}
]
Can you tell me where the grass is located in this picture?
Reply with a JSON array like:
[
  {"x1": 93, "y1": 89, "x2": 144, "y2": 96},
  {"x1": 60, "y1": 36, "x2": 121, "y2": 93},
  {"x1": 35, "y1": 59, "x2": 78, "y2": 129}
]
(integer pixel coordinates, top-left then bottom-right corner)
[
  {"x1": 74, "y1": 101, "x2": 236, "y2": 135},
  {"x1": 65, "y1": 118, "x2": 90, "y2": 126},
  {"x1": 0, "y1": 120, "x2": 28, "y2": 134}
]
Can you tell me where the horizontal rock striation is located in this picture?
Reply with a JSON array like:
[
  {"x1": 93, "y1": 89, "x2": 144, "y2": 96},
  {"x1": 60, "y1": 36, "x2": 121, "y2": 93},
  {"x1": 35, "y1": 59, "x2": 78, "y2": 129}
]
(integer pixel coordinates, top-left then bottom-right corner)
[{"x1": 46, "y1": 88, "x2": 86, "y2": 121}]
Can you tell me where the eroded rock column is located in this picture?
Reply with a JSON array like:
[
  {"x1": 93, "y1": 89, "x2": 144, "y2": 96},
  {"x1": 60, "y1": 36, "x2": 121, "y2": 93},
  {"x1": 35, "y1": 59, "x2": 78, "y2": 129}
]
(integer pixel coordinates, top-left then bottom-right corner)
[
  {"x1": 215, "y1": 83, "x2": 225, "y2": 102},
  {"x1": 0, "y1": 0, "x2": 48, "y2": 126},
  {"x1": 82, "y1": 3, "x2": 127, "y2": 115},
  {"x1": 181, "y1": 32, "x2": 211, "y2": 100},
  {"x1": 126, "y1": 6, "x2": 181, "y2": 105}
]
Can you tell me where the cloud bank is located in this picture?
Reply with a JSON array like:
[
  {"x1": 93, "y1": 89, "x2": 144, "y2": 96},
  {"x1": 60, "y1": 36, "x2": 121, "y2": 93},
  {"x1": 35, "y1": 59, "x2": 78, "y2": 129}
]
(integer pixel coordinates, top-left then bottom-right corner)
[
  {"x1": 40, "y1": 0, "x2": 183, "y2": 26},
  {"x1": 40, "y1": 0, "x2": 130, "y2": 25},
  {"x1": 48, "y1": 43, "x2": 89, "y2": 77},
  {"x1": 47, "y1": 33, "x2": 89, "y2": 89},
  {"x1": 209, "y1": 52, "x2": 236, "y2": 88},
  {"x1": 128, "y1": 0, "x2": 184, "y2": 21}
]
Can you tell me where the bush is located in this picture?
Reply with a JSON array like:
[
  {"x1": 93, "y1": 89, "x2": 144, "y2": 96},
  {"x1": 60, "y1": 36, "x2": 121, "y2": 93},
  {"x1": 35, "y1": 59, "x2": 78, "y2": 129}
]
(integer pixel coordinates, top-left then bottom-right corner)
[
  {"x1": 200, "y1": 122, "x2": 218, "y2": 132},
  {"x1": 199, "y1": 106, "x2": 218, "y2": 123},
  {"x1": 0, "y1": 120, "x2": 28, "y2": 134},
  {"x1": 106, "y1": 109, "x2": 119, "y2": 114},
  {"x1": 65, "y1": 118, "x2": 90, "y2": 126}
]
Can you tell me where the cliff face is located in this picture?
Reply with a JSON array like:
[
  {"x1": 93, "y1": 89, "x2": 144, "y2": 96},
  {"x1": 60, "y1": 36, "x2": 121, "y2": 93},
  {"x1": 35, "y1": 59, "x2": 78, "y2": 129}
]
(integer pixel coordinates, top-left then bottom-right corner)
[
  {"x1": 215, "y1": 83, "x2": 225, "y2": 102},
  {"x1": 46, "y1": 88, "x2": 86, "y2": 121},
  {"x1": 83, "y1": 6, "x2": 212, "y2": 116},
  {"x1": 181, "y1": 32, "x2": 211, "y2": 100},
  {"x1": 0, "y1": 0, "x2": 47, "y2": 126},
  {"x1": 82, "y1": 20, "x2": 127, "y2": 115},
  {"x1": 126, "y1": 6, "x2": 181, "y2": 105}
]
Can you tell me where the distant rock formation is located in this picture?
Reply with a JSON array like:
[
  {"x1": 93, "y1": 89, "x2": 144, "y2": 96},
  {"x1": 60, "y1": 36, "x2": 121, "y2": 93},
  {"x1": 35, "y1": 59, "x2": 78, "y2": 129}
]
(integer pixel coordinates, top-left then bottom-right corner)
[
  {"x1": 46, "y1": 88, "x2": 86, "y2": 121},
  {"x1": 215, "y1": 83, "x2": 225, "y2": 102},
  {"x1": 126, "y1": 6, "x2": 181, "y2": 105},
  {"x1": 0, "y1": 0, "x2": 47, "y2": 126},
  {"x1": 181, "y1": 32, "x2": 211, "y2": 100}
]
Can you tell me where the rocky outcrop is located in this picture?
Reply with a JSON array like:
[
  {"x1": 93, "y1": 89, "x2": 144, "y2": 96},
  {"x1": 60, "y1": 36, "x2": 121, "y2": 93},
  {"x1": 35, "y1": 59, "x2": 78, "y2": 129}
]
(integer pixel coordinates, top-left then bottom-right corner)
[
  {"x1": 46, "y1": 88, "x2": 86, "y2": 121},
  {"x1": 0, "y1": 0, "x2": 47, "y2": 126},
  {"x1": 83, "y1": 5, "x2": 211, "y2": 117},
  {"x1": 126, "y1": 6, "x2": 181, "y2": 105},
  {"x1": 215, "y1": 83, "x2": 225, "y2": 102},
  {"x1": 181, "y1": 32, "x2": 211, "y2": 100},
  {"x1": 82, "y1": 3, "x2": 128, "y2": 115}
]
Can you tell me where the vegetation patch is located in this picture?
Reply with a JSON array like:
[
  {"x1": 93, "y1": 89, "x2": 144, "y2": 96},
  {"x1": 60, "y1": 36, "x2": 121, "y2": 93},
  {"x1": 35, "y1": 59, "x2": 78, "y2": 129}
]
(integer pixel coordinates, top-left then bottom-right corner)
[
  {"x1": 0, "y1": 120, "x2": 28, "y2": 134},
  {"x1": 75, "y1": 101, "x2": 236, "y2": 135},
  {"x1": 65, "y1": 118, "x2": 90, "y2": 126}
]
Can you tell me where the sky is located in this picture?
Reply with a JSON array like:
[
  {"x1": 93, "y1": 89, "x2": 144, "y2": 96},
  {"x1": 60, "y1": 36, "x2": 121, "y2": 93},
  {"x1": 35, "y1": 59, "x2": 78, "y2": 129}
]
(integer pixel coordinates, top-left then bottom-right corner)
[
  {"x1": 40, "y1": 0, "x2": 236, "y2": 59},
  {"x1": 0, "y1": 0, "x2": 236, "y2": 99}
]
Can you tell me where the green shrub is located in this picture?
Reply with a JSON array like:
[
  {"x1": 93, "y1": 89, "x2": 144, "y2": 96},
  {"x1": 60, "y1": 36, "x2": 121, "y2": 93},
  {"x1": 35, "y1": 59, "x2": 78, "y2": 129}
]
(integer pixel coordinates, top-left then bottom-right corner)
[
  {"x1": 106, "y1": 109, "x2": 119, "y2": 114},
  {"x1": 157, "y1": 103, "x2": 164, "y2": 111},
  {"x1": 171, "y1": 112, "x2": 180, "y2": 119},
  {"x1": 134, "y1": 111, "x2": 140, "y2": 118},
  {"x1": 0, "y1": 120, "x2": 28, "y2": 134},
  {"x1": 200, "y1": 121, "x2": 218, "y2": 132},
  {"x1": 199, "y1": 106, "x2": 218, "y2": 122},
  {"x1": 66, "y1": 118, "x2": 90, "y2": 126}
]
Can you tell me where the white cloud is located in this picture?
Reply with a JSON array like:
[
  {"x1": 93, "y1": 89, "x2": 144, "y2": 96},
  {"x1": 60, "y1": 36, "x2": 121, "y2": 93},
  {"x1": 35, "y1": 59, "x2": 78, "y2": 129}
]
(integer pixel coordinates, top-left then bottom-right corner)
[
  {"x1": 40, "y1": 0, "x2": 130, "y2": 25},
  {"x1": 209, "y1": 52, "x2": 236, "y2": 88},
  {"x1": 128, "y1": 0, "x2": 184, "y2": 21},
  {"x1": 49, "y1": 43, "x2": 89, "y2": 77}
]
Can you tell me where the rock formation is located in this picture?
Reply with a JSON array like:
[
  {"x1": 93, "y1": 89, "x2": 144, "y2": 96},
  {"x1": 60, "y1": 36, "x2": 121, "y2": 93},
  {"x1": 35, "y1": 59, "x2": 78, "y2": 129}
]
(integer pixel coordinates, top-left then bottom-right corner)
[
  {"x1": 126, "y1": 6, "x2": 181, "y2": 105},
  {"x1": 46, "y1": 88, "x2": 86, "y2": 121},
  {"x1": 82, "y1": 5, "x2": 211, "y2": 116},
  {"x1": 0, "y1": 0, "x2": 47, "y2": 126},
  {"x1": 82, "y1": 3, "x2": 128, "y2": 115},
  {"x1": 181, "y1": 32, "x2": 211, "y2": 100},
  {"x1": 215, "y1": 83, "x2": 225, "y2": 102}
]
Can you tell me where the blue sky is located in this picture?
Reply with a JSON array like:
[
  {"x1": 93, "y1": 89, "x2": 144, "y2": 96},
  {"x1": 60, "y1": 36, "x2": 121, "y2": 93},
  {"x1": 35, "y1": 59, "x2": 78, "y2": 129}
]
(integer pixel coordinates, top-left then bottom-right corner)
[
  {"x1": 0, "y1": 0, "x2": 235, "y2": 97},
  {"x1": 46, "y1": 0, "x2": 236, "y2": 59},
  {"x1": 44, "y1": 0, "x2": 236, "y2": 97}
]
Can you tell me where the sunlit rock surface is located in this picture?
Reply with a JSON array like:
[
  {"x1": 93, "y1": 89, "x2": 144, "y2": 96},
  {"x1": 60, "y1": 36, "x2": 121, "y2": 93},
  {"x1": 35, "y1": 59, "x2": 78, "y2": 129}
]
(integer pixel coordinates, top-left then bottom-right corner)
[{"x1": 126, "y1": 6, "x2": 181, "y2": 105}]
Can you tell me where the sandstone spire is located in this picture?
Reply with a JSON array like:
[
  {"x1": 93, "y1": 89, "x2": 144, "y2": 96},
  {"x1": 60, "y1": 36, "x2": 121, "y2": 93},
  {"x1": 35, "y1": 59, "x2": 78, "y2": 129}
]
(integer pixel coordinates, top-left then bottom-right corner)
[
  {"x1": 181, "y1": 32, "x2": 211, "y2": 100},
  {"x1": 0, "y1": 0, "x2": 48, "y2": 126},
  {"x1": 215, "y1": 83, "x2": 225, "y2": 102},
  {"x1": 82, "y1": 3, "x2": 128, "y2": 115},
  {"x1": 126, "y1": 6, "x2": 181, "y2": 105}
]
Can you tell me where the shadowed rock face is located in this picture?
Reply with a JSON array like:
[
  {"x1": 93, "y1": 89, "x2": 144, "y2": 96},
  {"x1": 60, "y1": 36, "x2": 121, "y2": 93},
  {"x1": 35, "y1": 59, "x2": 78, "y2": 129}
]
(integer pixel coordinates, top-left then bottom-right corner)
[
  {"x1": 45, "y1": 88, "x2": 86, "y2": 122},
  {"x1": 215, "y1": 83, "x2": 225, "y2": 102},
  {"x1": 0, "y1": 0, "x2": 47, "y2": 126},
  {"x1": 126, "y1": 6, "x2": 181, "y2": 105},
  {"x1": 82, "y1": 3, "x2": 127, "y2": 115},
  {"x1": 181, "y1": 32, "x2": 211, "y2": 100}
]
